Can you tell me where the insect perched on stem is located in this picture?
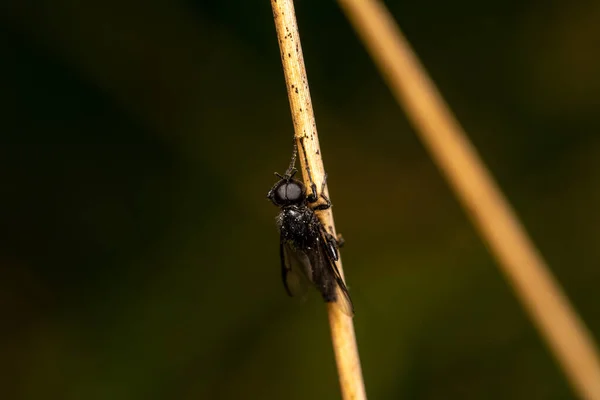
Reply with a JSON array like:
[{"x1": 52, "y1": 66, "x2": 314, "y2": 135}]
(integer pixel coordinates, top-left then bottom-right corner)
[{"x1": 267, "y1": 143, "x2": 354, "y2": 316}]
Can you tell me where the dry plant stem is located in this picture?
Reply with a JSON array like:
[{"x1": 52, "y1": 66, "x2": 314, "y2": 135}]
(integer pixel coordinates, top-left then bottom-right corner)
[
  {"x1": 270, "y1": 1, "x2": 367, "y2": 400},
  {"x1": 337, "y1": 0, "x2": 600, "y2": 399}
]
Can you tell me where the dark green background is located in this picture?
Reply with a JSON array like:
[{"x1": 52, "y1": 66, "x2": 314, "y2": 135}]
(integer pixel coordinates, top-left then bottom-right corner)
[{"x1": 2, "y1": 1, "x2": 599, "y2": 399}]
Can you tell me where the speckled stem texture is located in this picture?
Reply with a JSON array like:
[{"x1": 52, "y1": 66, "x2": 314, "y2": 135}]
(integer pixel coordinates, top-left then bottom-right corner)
[
  {"x1": 337, "y1": 1, "x2": 600, "y2": 399},
  {"x1": 270, "y1": 1, "x2": 367, "y2": 400}
]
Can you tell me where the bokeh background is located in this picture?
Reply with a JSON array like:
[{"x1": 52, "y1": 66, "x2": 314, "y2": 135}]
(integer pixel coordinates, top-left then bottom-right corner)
[{"x1": 2, "y1": 1, "x2": 600, "y2": 399}]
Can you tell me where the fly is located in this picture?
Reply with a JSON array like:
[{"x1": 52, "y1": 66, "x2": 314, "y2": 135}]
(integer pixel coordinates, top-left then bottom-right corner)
[{"x1": 267, "y1": 143, "x2": 354, "y2": 316}]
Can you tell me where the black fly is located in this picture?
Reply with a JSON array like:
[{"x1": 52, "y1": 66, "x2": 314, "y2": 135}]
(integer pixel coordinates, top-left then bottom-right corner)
[{"x1": 267, "y1": 143, "x2": 354, "y2": 316}]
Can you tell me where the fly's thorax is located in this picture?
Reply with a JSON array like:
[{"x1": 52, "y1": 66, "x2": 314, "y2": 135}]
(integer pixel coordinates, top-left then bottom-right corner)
[{"x1": 278, "y1": 205, "x2": 318, "y2": 245}]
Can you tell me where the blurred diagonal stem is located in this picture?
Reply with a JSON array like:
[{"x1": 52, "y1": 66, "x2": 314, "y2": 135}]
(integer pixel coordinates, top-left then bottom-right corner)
[
  {"x1": 270, "y1": 1, "x2": 367, "y2": 399},
  {"x1": 337, "y1": 0, "x2": 600, "y2": 399}
]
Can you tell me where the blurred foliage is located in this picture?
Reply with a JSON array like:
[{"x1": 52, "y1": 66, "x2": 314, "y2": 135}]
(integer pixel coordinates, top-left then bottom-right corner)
[{"x1": 1, "y1": 0, "x2": 600, "y2": 399}]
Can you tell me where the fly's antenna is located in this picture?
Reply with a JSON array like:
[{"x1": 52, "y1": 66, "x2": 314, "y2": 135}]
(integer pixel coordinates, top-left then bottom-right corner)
[
  {"x1": 272, "y1": 142, "x2": 298, "y2": 182},
  {"x1": 284, "y1": 141, "x2": 298, "y2": 178}
]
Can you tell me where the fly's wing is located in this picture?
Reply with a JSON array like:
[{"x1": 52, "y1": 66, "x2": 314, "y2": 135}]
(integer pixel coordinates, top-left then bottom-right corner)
[
  {"x1": 316, "y1": 229, "x2": 355, "y2": 317},
  {"x1": 280, "y1": 241, "x2": 313, "y2": 299}
]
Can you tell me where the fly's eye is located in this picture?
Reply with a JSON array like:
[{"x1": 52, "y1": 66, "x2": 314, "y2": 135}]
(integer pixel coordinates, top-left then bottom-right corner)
[
  {"x1": 272, "y1": 180, "x2": 304, "y2": 206},
  {"x1": 284, "y1": 182, "x2": 302, "y2": 201}
]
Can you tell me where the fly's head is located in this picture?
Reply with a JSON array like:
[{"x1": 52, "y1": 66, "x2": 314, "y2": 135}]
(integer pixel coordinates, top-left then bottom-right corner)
[{"x1": 267, "y1": 170, "x2": 307, "y2": 208}]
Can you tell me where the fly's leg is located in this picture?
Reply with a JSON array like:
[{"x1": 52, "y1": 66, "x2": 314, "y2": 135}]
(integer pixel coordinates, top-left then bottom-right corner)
[
  {"x1": 313, "y1": 190, "x2": 332, "y2": 211},
  {"x1": 308, "y1": 172, "x2": 344, "y2": 252},
  {"x1": 321, "y1": 226, "x2": 344, "y2": 261},
  {"x1": 306, "y1": 180, "x2": 320, "y2": 204},
  {"x1": 308, "y1": 173, "x2": 332, "y2": 211},
  {"x1": 325, "y1": 232, "x2": 339, "y2": 261},
  {"x1": 336, "y1": 233, "x2": 345, "y2": 248},
  {"x1": 300, "y1": 137, "x2": 330, "y2": 208},
  {"x1": 324, "y1": 224, "x2": 344, "y2": 248}
]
